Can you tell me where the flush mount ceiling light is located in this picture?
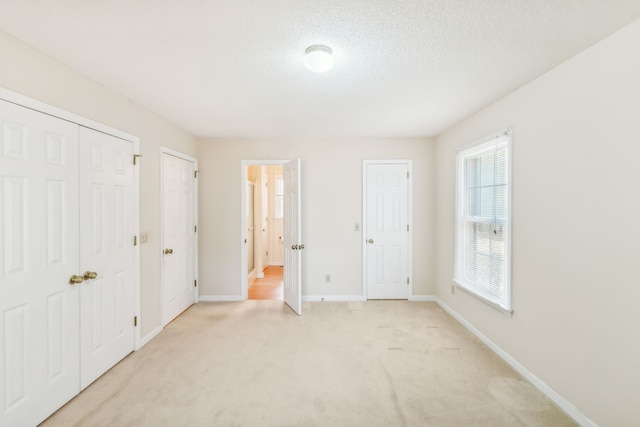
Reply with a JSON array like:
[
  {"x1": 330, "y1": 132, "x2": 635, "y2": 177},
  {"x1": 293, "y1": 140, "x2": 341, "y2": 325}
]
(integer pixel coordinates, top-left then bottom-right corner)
[{"x1": 304, "y1": 45, "x2": 333, "y2": 73}]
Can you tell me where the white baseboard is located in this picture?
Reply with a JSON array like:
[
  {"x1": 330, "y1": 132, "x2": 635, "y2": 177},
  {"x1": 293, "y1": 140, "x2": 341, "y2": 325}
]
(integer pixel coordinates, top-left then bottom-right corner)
[
  {"x1": 256, "y1": 273, "x2": 265, "y2": 279},
  {"x1": 433, "y1": 296, "x2": 598, "y2": 427},
  {"x1": 303, "y1": 295, "x2": 367, "y2": 302},
  {"x1": 137, "y1": 325, "x2": 163, "y2": 350},
  {"x1": 268, "y1": 262, "x2": 283, "y2": 266},
  {"x1": 199, "y1": 295, "x2": 245, "y2": 302},
  {"x1": 409, "y1": 295, "x2": 437, "y2": 302}
]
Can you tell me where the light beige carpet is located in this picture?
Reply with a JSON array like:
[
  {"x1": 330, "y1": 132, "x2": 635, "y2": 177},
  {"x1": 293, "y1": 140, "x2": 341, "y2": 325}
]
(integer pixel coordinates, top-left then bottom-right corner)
[{"x1": 41, "y1": 301, "x2": 577, "y2": 427}]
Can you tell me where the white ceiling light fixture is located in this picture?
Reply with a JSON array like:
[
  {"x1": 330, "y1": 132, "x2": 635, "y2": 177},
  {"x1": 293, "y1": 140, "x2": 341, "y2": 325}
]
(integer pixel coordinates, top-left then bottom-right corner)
[{"x1": 304, "y1": 45, "x2": 333, "y2": 73}]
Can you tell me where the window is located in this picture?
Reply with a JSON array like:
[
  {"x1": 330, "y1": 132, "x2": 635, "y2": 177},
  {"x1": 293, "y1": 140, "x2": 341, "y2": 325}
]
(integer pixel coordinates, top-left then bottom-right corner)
[
  {"x1": 274, "y1": 175, "x2": 284, "y2": 219},
  {"x1": 454, "y1": 129, "x2": 512, "y2": 312}
]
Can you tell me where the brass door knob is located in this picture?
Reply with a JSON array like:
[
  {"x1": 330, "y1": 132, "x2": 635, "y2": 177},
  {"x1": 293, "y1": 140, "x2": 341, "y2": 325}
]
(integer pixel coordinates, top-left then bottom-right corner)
[
  {"x1": 299, "y1": 244, "x2": 305, "y2": 250},
  {"x1": 291, "y1": 244, "x2": 298, "y2": 250},
  {"x1": 368, "y1": 239, "x2": 374, "y2": 244},
  {"x1": 69, "y1": 275, "x2": 84, "y2": 285},
  {"x1": 164, "y1": 248, "x2": 174, "y2": 254},
  {"x1": 83, "y1": 271, "x2": 98, "y2": 280}
]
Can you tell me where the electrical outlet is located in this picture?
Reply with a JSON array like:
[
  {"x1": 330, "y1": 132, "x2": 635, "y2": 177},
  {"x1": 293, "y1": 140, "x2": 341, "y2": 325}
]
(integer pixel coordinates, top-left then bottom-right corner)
[
  {"x1": 325, "y1": 274, "x2": 331, "y2": 283},
  {"x1": 354, "y1": 223, "x2": 360, "y2": 231},
  {"x1": 140, "y1": 232, "x2": 149, "y2": 244}
]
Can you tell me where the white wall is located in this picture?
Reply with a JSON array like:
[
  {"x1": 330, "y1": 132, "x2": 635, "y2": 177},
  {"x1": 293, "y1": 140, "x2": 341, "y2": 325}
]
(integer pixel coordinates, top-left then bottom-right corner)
[
  {"x1": 435, "y1": 19, "x2": 640, "y2": 427},
  {"x1": 0, "y1": 31, "x2": 198, "y2": 339},
  {"x1": 198, "y1": 138, "x2": 436, "y2": 299}
]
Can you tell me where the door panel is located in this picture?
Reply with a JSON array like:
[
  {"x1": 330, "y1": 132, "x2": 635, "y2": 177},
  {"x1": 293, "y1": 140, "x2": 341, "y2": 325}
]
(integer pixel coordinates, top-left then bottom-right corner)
[
  {"x1": 365, "y1": 163, "x2": 409, "y2": 299},
  {"x1": 79, "y1": 127, "x2": 135, "y2": 389},
  {"x1": 162, "y1": 153, "x2": 196, "y2": 324},
  {"x1": 283, "y1": 159, "x2": 301, "y2": 315},
  {"x1": 0, "y1": 100, "x2": 80, "y2": 426}
]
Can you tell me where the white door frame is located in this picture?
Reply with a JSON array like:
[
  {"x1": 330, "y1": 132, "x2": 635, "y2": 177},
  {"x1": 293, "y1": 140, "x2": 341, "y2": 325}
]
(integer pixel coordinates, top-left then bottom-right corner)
[
  {"x1": 240, "y1": 160, "x2": 288, "y2": 299},
  {"x1": 362, "y1": 160, "x2": 413, "y2": 299},
  {"x1": 160, "y1": 147, "x2": 199, "y2": 326}
]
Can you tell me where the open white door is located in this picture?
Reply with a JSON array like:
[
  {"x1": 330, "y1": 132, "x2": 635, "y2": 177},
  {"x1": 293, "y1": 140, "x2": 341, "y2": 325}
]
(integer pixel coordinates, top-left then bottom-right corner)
[{"x1": 283, "y1": 159, "x2": 302, "y2": 315}]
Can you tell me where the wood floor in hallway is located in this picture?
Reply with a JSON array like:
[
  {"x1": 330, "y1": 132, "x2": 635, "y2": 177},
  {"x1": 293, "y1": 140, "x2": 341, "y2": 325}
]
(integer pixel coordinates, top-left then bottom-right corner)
[{"x1": 249, "y1": 266, "x2": 283, "y2": 300}]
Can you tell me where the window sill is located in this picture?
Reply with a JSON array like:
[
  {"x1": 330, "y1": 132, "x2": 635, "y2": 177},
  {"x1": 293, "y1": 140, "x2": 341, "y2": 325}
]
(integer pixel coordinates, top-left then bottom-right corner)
[{"x1": 453, "y1": 281, "x2": 513, "y2": 317}]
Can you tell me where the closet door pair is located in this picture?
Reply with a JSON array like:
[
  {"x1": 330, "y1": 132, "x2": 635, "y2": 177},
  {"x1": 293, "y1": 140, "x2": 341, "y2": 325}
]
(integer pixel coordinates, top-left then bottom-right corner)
[{"x1": 0, "y1": 100, "x2": 135, "y2": 427}]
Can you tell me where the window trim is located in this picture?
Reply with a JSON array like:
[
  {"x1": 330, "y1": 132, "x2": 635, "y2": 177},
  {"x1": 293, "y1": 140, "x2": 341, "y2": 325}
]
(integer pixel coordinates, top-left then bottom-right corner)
[{"x1": 453, "y1": 128, "x2": 513, "y2": 314}]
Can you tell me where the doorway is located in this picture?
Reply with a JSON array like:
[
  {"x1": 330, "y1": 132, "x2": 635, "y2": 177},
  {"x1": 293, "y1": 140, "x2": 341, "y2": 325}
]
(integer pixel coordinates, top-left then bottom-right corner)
[
  {"x1": 245, "y1": 164, "x2": 283, "y2": 300},
  {"x1": 241, "y1": 159, "x2": 302, "y2": 314}
]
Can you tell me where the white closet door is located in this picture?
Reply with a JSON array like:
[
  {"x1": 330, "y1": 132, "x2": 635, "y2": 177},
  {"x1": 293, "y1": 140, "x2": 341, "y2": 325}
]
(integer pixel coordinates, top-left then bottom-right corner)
[
  {"x1": 162, "y1": 153, "x2": 196, "y2": 325},
  {"x1": 79, "y1": 127, "x2": 135, "y2": 389},
  {"x1": 0, "y1": 100, "x2": 80, "y2": 426},
  {"x1": 365, "y1": 163, "x2": 409, "y2": 299}
]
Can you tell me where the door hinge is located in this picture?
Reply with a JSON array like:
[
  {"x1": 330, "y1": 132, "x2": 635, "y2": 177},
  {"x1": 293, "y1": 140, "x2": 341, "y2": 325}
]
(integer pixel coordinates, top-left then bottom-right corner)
[
  {"x1": 134, "y1": 316, "x2": 138, "y2": 327},
  {"x1": 407, "y1": 277, "x2": 410, "y2": 285},
  {"x1": 133, "y1": 235, "x2": 138, "y2": 246},
  {"x1": 194, "y1": 225, "x2": 197, "y2": 233},
  {"x1": 407, "y1": 224, "x2": 410, "y2": 232},
  {"x1": 133, "y1": 154, "x2": 142, "y2": 165},
  {"x1": 407, "y1": 171, "x2": 409, "y2": 178},
  {"x1": 194, "y1": 170, "x2": 199, "y2": 178},
  {"x1": 194, "y1": 280, "x2": 197, "y2": 288}
]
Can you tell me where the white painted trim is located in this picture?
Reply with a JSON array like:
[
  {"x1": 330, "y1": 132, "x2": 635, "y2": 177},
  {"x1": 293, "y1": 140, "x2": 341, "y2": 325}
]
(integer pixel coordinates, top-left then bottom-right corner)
[
  {"x1": 269, "y1": 262, "x2": 284, "y2": 266},
  {"x1": 199, "y1": 295, "x2": 245, "y2": 302},
  {"x1": 0, "y1": 86, "x2": 138, "y2": 143},
  {"x1": 362, "y1": 160, "x2": 413, "y2": 300},
  {"x1": 303, "y1": 295, "x2": 367, "y2": 302},
  {"x1": 137, "y1": 325, "x2": 163, "y2": 350},
  {"x1": 409, "y1": 295, "x2": 437, "y2": 302},
  {"x1": 433, "y1": 297, "x2": 598, "y2": 427},
  {"x1": 160, "y1": 147, "x2": 199, "y2": 325},
  {"x1": 240, "y1": 160, "x2": 289, "y2": 301},
  {"x1": 132, "y1": 138, "x2": 142, "y2": 351}
]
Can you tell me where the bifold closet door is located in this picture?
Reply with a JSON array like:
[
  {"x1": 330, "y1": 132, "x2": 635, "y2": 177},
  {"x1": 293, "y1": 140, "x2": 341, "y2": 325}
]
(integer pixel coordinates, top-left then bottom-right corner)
[
  {"x1": 0, "y1": 100, "x2": 81, "y2": 426},
  {"x1": 78, "y1": 127, "x2": 135, "y2": 390}
]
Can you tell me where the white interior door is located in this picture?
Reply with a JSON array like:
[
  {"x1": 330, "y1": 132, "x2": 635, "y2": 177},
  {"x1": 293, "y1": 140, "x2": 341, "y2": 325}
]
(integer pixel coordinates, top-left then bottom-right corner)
[
  {"x1": 0, "y1": 100, "x2": 80, "y2": 426},
  {"x1": 78, "y1": 127, "x2": 135, "y2": 389},
  {"x1": 365, "y1": 162, "x2": 410, "y2": 299},
  {"x1": 283, "y1": 159, "x2": 302, "y2": 315},
  {"x1": 162, "y1": 152, "x2": 196, "y2": 325}
]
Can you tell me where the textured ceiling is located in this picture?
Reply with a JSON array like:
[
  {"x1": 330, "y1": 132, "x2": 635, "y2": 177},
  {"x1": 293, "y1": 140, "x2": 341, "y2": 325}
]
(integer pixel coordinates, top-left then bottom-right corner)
[{"x1": 1, "y1": 1, "x2": 639, "y2": 138}]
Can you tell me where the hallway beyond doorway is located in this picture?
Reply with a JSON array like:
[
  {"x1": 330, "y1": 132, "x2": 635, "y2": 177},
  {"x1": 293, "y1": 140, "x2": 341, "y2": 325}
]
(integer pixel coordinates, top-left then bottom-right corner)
[{"x1": 248, "y1": 266, "x2": 283, "y2": 300}]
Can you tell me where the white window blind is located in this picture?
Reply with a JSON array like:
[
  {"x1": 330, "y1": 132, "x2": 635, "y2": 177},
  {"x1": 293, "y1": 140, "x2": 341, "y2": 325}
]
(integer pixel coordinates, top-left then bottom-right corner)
[{"x1": 454, "y1": 129, "x2": 511, "y2": 311}]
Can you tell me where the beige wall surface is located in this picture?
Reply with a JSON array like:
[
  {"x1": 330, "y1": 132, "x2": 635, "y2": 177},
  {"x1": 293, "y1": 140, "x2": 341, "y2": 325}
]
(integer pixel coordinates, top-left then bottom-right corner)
[
  {"x1": 198, "y1": 138, "x2": 436, "y2": 299},
  {"x1": 434, "y1": 19, "x2": 640, "y2": 427},
  {"x1": 0, "y1": 31, "x2": 198, "y2": 339}
]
